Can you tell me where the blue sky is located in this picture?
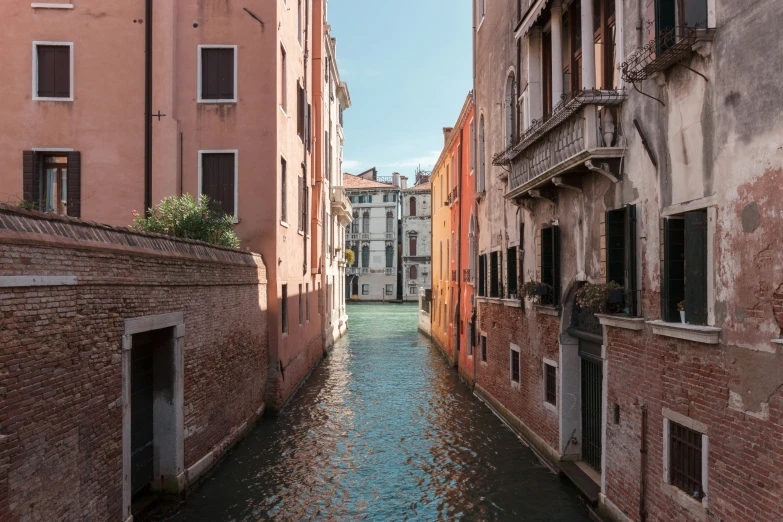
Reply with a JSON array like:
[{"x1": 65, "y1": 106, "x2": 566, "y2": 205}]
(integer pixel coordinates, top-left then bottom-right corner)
[{"x1": 329, "y1": 0, "x2": 473, "y2": 177}]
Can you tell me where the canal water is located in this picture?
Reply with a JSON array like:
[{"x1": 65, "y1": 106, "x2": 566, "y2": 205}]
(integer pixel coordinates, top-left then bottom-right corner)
[{"x1": 144, "y1": 303, "x2": 589, "y2": 521}]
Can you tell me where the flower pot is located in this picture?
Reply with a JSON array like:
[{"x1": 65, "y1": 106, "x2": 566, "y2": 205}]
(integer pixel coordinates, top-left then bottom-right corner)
[
  {"x1": 536, "y1": 284, "x2": 549, "y2": 296},
  {"x1": 680, "y1": 311, "x2": 686, "y2": 324},
  {"x1": 608, "y1": 289, "x2": 624, "y2": 304}
]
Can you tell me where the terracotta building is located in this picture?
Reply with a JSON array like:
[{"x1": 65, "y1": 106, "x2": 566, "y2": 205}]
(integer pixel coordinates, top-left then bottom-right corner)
[
  {"x1": 0, "y1": 1, "x2": 350, "y2": 413},
  {"x1": 472, "y1": 0, "x2": 783, "y2": 520}
]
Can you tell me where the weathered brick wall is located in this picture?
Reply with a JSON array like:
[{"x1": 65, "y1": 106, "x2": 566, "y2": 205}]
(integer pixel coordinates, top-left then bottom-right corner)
[
  {"x1": 604, "y1": 327, "x2": 783, "y2": 522},
  {"x1": 475, "y1": 301, "x2": 560, "y2": 453},
  {"x1": 0, "y1": 205, "x2": 268, "y2": 522}
]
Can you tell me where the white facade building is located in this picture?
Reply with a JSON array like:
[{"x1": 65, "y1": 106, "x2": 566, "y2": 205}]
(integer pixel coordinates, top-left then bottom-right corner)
[
  {"x1": 402, "y1": 177, "x2": 432, "y2": 302},
  {"x1": 323, "y1": 24, "x2": 351, "y2": 345},
  {"x1": 345, "y1": 170, "x2": 401, "y2": 301}
]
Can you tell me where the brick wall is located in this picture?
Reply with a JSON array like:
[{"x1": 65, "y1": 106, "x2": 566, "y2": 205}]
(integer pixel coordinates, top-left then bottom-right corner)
[
  {"x1": 0, "y1": 205, "x2": 268, "y2": 522},
  {"x1": 475, "y1": 301, "x2": 560, "y2": 455}
]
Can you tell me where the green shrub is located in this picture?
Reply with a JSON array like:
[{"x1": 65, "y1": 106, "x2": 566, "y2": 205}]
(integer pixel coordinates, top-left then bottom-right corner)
[
  {"x1": 345, "y1": 248, "x2": 355, "y2": 266},
  {"x1": 131, "y1": 194, "x2": 240, "y2": 248}
]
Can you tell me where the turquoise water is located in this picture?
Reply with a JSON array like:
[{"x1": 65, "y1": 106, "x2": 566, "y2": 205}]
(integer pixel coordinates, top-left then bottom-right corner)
[{"x1": 144, "y1": 303, "x2": 589, "y2": 521}]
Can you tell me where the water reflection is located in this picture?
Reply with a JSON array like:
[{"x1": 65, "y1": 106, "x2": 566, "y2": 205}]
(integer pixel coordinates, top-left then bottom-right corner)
[{"x1": 143, "y1": 304, "x2": 588, "y2": 521}]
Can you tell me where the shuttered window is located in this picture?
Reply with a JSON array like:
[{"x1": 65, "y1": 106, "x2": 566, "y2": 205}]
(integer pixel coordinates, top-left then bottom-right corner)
[
  {"x1": 490, "y1": 251, "x2": 499, "y2": 298},
  {"x1": 200, "y1": 47, "x2": 235, "y2": 101},
  {"x1": 409, "y1": 236, "x2": 417, "y2": 256},
  {"x1": 201, "y1": 153, "x2": 235, "y2": 217},
  {"x1": 36, "y1": 45, "x2": 71, "y2": 99},
  {"x1": 507, "y1": 247, "x2": 518, "y2": 296},
  {"x1": 297, "y1": 176, "x2": 304, "y2": 232},
  {"x1": 23, "y1": 151, "x2": 80, "y2": 217},
  {"x1": 478, "y1": 254, "x2": 487, "y2": 297},
  {"x1": 662, "y1": 210, "x2": 707, "y2": 324},
  {"x1": 281, "y1": 284, "x2": 288, "y2": 334},
  {"x1": 541, "y1": 226, "x2": 561, "y2": 305},
  {"x1": 298, "y1": 82, "x2": 306, "y2": 139},
  {"x1": 281, "y1": 157, "x2": 287, "y2": 223},
  {"x1": 606, "y1": 204, "x2": 638, "y2": 314}
]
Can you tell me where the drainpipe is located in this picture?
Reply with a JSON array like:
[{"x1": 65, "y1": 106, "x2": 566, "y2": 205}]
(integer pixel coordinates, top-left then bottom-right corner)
[
  {"x1": 456, "y1": 130, "x2": 463, "y2": 369},
  {"x1": 640, "y1": 404, "x2": 648, "y2": 522},
  {"x1": 144, "y1": 0, "x2": 153, "y2": 213}
]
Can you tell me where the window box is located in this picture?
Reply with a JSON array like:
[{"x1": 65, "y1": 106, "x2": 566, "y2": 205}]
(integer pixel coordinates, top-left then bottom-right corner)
[
  {"x1": 198, "y1": 45, "x2": 237, "y2": 103},
  {"x1": 647, "y1": 320, "x2": 721, "y2": 344}
]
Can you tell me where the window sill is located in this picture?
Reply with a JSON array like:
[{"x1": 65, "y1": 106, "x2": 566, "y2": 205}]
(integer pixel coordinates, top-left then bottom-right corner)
[
  {"x1": 31, "y1": 3, "x2": 74, "y2": 8},
  {"x1": 198, "y1": 99, "x2": 237, "y2": 104},
  {"x1": 280, "y1": 106, "x2": 289, "y2": 118},
  {"x1": 647, "y1": 320, "x2": 721, "y2": 345},
  {"x1": 535, "y1": 305, "x2": 561, "y2": 317},
  {"x1": 661, "y1": 483, "x2": 707, "y2": 522},
  {"x1": 280, "y1": 221, "x2": 289, "y2": 228},
  {"x1": 298, "y1": 230, "x2": 304, "y2": 236},
  {"x1": 544, "y1": 401, "x2": 557, "y2": 414},
  {"x1": 502, "y1": 299, "x2": 521, "y2": 308},
  {"x1": 595, "y1": 313, "x2": 646, "y2": 331},
  {"x1": 34, "y1": 96, "x2": 74, "y2": 102}
]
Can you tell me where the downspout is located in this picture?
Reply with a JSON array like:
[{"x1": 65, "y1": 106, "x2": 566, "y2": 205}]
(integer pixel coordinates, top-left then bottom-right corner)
[
  {"x1": 144, "y1": 0, "x2": 153, "y2": 213},
  {"x1": 640, "y1": 404, "x2": 649, "y2": 522},
  {"x1": 303, "y1": 0, "x2": 310, "y2": 277},
  {"x1": 456, "y1": 130, "x2": 463, "y2": 369}
]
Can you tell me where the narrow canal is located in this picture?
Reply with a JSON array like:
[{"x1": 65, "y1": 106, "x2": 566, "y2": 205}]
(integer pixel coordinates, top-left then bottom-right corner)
[{"x1": 145, "y1": 303, "x2": 589, "y2": 521}]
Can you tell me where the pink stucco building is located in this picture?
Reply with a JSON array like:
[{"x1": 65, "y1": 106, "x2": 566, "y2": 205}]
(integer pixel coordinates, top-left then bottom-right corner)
[{"x1": 0, "y1": 1, "x2": 338, "y2": 415}]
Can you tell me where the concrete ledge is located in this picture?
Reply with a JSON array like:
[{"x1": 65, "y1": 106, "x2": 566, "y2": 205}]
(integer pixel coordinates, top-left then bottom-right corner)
[
  {"x1": 647, "y1": 320, "x2": 721, "y2": 344},
  {"x1": 124, "y1": 312, "x2": 184, "y2": 336},
  {"x1": 474, "y1": 384, "x2": 560, "y2": 471},
  {"x1": 0, "y1": 275, "x2": 76, "y2": 287},
  {"x1": 596, "y1": 313, "x2": 645, "y2": 330},
  {"x1": 535, "y1": 305, "x2": 561, "y2": 317}
]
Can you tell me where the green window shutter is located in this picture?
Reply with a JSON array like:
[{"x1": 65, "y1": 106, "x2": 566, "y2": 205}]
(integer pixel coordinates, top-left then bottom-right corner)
[
  {"x1": 490, "y1": 251, "x2": 499, "y2": 298},
  {"x1": 625, "y1": 204, "x2": 638, "y2": 315},
  {"x1": 684, "y1": 209, "x2": 708, "y2": 325},
  {"x1": 662, "y1": 218, "x2": 685, "y2": 322},
  {"x1": 478, "y1": 255, "x2": 486, "y2": 297},
  {"x1": 606, "y1": 209, "x2": 626, "y2": 286},
  {"x1": 507, "y1": 247, "x2": 518, "y2": 296},
  {"x1": 552, "y1": 225, "x2": 561, "y2": 306}
]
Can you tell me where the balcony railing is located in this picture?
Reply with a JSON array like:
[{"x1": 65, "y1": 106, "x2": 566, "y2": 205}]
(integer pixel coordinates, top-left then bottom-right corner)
[
  {"x1": 500, "y1": 89, "x2": 626, "y2": 200},
  {"x1": 384, "y1": 268, "x2": 394, "y2": 275},
  {"x1": 463, "y1": 269, "x2": 472, "y2": 282},
  {"x1": 330, "y1": 186, "x2": 353, "y2": 224},
  {"x1": 451, "y1": 270, "x2": 457, "y2": 282},
  {"x1": 620, "y1": 26, "x2": 698, "y2": 83},
  {"x1": 347, "y1": 267, "x2": 359, "y2": 275}
]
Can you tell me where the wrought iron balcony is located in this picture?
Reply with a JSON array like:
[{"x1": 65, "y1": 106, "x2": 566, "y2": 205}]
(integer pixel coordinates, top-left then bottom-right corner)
[
  {"x1": 462, "y1": 269, "x2": 472, "y2": 282},
  {"x1": 451, "y1": 270, "x2": 457, "y2": 282},
  {"x1": 330, "y1": 186, "x2": 353, "y2": 224},
  {"x1": 620, "y1": 26, "x2": 698, "y2": 83},
  {"x1": 498, "y1": 89, "x2": 626, "y2": 201}
]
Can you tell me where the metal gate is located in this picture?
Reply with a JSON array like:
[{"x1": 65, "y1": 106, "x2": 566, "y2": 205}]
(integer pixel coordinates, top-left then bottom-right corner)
[
  {"x1": 580, "y1": 342, "x2": 603, "y2": 472},
  {"x1": 130, "y1": 337, "x2": 155, "y2": 497}
]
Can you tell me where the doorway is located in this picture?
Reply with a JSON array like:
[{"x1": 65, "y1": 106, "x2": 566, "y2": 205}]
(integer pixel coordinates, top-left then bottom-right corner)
[{"x1": 579, "y1": 339, "x2": 603, "y2": 472}]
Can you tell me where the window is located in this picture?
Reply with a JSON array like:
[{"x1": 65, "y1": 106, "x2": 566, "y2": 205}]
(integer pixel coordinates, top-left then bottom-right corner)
[
  {"x1": 478, "y1": 116, "x2": 486, "y2": 193},
  {"x1": 469, "y1": 215, "x2": 476, "y2": 283},
  {"x1": 662, "y1": 210, "x2": 707, "y2": 324},
  {"x1": 386, "y1": 211, "x2": 394, "y2": 233},
  {"x1": 299, "y1": 284, "x2": 303, "y2": 325},
  {"x1": 409, "y1": 196, "x2": 417, "y2": 216},
  {"x1": 351, "y1": 212, "x2": 359, "y2": 233},
  {"x1": 510, "y1": 345, "x2": 520, "y2": 383},
  {"x1": 545, "y1": 363, "x2": 557, "y2": 405},
  {"x1": 666, "y1": 419, "x2": 706, "y2": 502},
  {"x1": 34, "y1": 42, "x2": 72, "y2": 100},
  {"x1": 481, "y1": 335, "x2": 487, "y2": 361},
  {"x1": 297, "y1": 82, "x2": 306, "y2": 139},
  {"x1": 409, "y1": 285, "x2": 418, "y2": 295},
  {"x1": 478, "y1": 254, "x2": 487, "y2": 297},
  {"x1": 386, "y1": 245, "x2": 394, "y2": 268},
  {"x1": 280, "y1": 157, "x2": 287, "y2": 223},
  {"x1": 280, "y1": 44, "x2": 287, "y2": 111},
  {"x1": 651, "y1": 0, "x2": 709, "y2": 54},
  {"x1": 541, "y1": 226, "x2": 561, "y2": 305},
  {"x1": 467, "y1": 322, "x2": 473, "y2": 356},
  {"x1": 606, "y1": 205, "x2": 638, "y2": 314},
  {"x1": 409, "y1": 235, "x2": 417, "y2": 256},
  {"x1": 386, "y1": 285, "x2": 394, "y2": 296},
  {"x1": 297, "y1": 175, "x2": 308, "y2": 233},
  {"x1": 490, "y1": 251, "x2": 500, "y2": 298},
  {"x1": 361, "y1": 245, "x2": 370, "y2": 267},
  {"x1": 199, "y1": 46, "x2": 236, "y2": 102},
  {"x1": 37, "y1": 154, "x2": 69, "y2": 215},
  {"x1": 410, "y1": 265, "x2": 418, "y2": 280},
  {"x1": 318, "y1": 282, "x2": 322, "y2": 315},
  {"x1": 281, "y1": 284, "x2": 288, "y2": 334},
  {"x1": 362, "y1": 212, "x2": 370, "y2": 233},
  {"x1": 469, "y1": 120, "x2": 475, "y2": 173},
  {"x1": 297, "y1": 0, "x2": 303, "y2": 46},
  {"x1": 306, "y1": 283, "x2": 310, "y2": 321},
  {"x1": 504, "y1": 73, "x2": 517, "y2": 148},
  {"x1": 362, "y1": 284, "x2": 370, "y2": 296},
  {"x1": 200, "y1": 151, "x2": 237, "y2": 218},
  {"x1": 507, "y1": 247, "x2": 518, "y2": 297}
]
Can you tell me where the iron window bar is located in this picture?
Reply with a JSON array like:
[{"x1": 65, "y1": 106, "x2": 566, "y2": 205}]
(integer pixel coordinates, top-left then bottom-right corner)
[
  {"x1": 493, "y1": 89, "x2": 626, "y2": 167},
  {"x1": 669, "y1": 422, "x2": 705, "y2": 501}
]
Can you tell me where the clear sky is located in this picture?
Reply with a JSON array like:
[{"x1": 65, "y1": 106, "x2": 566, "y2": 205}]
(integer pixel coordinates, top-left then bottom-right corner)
[{"x1": 329, "y1": 0, "x2": 473, "y2": 178}]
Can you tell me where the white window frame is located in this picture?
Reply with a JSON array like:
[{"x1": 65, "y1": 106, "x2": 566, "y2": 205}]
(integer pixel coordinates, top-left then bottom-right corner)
[
  {"x1": 197, "y1": 149, "x2": 239, "y2": 222},
  {"x1": 32, "y1": 41, "x2": 74, "y2": 102},
  {"x1": 197, "y1": 45, "x2": 238, "y2": 103},
  {"x1": 542, "y1": 357, "x2": 558, "y2": 413},
  {"x1": 509, "y1": 343, "x2": 521, "y2": 388},
  {"x1": 31, "y1": 3, "x2": 75, "y2": 9},
  {"x1": 662, "y1": 408, "x2": 709, "y2": 514}
]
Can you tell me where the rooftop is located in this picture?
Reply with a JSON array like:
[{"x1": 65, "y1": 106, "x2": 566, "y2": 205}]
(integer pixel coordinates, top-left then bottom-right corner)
[{"x1": 343, "y1": 173, "x2": 394, "y2": 190}]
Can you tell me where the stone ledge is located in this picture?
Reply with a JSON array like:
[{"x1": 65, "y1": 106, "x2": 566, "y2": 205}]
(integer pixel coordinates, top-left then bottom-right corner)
[
  {"x1": 502, "y1": 298, "x2": 522, "y2": 308},
  {"x1": 647, "y1": 320, "x2": 721, "y2": 344},
  {"x1": 595, "y1": 313, "x2": 645, "y2": 330},
  {"x1": 535, "y1": 305, "x2": 561, "y2": 317}
]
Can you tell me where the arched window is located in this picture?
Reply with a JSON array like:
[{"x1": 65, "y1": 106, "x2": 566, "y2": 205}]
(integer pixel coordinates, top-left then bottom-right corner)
[
  {"x1": 409, "y1": 234, "x2": 418, "y2": 257},
  {"x1": 505, "y1": 72, "x2": 517, "y2": 148},
  {"x1": 351, "y1": 211, "x2": 359, "y2": 233},
  {"x1": 386, "y1": 211, "x2": 394, "y2": 233},
  {"x1": 361, "y1": 245, "x2": 370, "y2": 267},
  {"x1": 362, "y1": 211, "x2": 370, "y2": 233},
  {"x1": 350, "y1": 243, "x2": 359, "y2": 267},
  {"x1": 469, "y1": 215, "x2": 476, "y2": 282},
  {"x1": 410, "y1": 265, "x2": 418, "y2": 280},
  {"x1": 386, "y1": 244, "x2": 394, "y2": 268},
  {"x1": 409, "y1": 196, "x2": 417, "y2": 216},
  {"x1": 479, "y1": 115, "x2": 486, "y2": 193}
]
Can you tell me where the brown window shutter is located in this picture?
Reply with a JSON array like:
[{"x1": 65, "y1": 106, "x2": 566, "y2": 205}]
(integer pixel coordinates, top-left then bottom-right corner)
[
  {"x1": 202, "y1": 48, "x2": 234, "y2": 100},
  {"x1": 67, "y1": 151, "x2": 81, "y2": 217},
  {"x1": 54, "y1": 47, "x2": 70, "y2": 98},
  {"x1": 37, "y1": 46, "x2": 56, "y2": 97},
  {"x1": 23, "y1": 151, "x2": 40, "y2": 207},
  {"x1": 219, "y1": 48, "x2": 234, "y2": 100},
  {"x1": 202, "y1": 153, "x2": 235, "y2": 216}
]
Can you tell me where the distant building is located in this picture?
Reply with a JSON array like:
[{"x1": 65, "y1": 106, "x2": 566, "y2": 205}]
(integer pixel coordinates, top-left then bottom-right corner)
[
  {"x1": 401, "y1": 174, "x2": 432, "y2": 302},
  {"x1": 344, "y1": 170, "x2": 401, "y2": 301}
]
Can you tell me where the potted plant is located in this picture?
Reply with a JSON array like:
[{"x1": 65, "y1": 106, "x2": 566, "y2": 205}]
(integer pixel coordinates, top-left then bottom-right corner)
[
  {"x1": 575, "y1": 281, "x2": 624, "y2": 312},
  {"x1": 678, "y1": 300, "x2": 686, "y2": 324},
  {"x1": 521, "y1": 280, "x2": 551, "y2": 304}
]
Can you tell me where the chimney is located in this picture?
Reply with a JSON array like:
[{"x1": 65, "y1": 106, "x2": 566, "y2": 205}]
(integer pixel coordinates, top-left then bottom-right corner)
[
  {"x1": 443, "y1": 127, "x2": 454, "y2": 145},
  {"x1": 401, "y1": 176, "x2": 408, "y2": 190},
  {"x1": 392, "y1": 172, "x2": 400, "y2": 187}
]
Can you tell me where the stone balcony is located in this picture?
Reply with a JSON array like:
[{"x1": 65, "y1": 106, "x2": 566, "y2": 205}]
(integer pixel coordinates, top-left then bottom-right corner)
[
  {"x1": 330, "y1": 186, "x2": 353, "y2": 225},
  {"x1": 496, "y1": 90, "x2": 626, "y2": 202}
]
